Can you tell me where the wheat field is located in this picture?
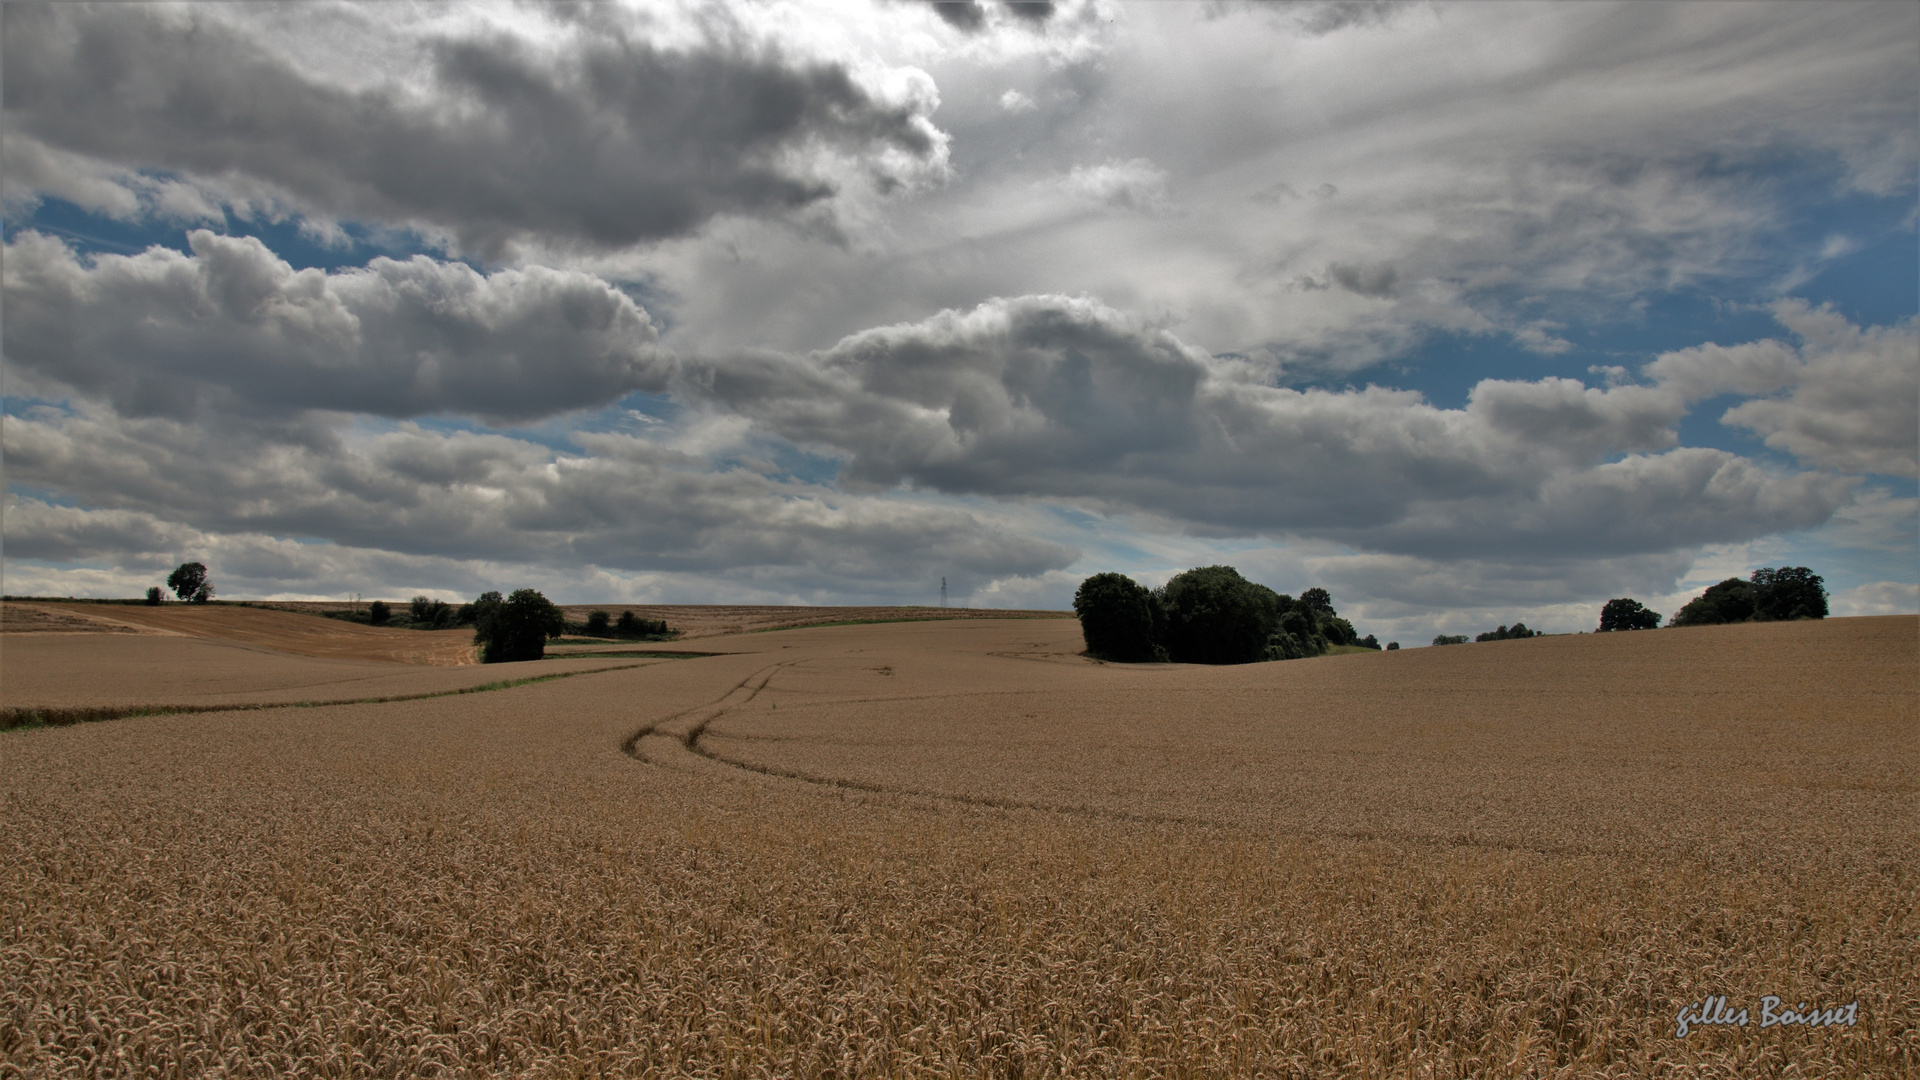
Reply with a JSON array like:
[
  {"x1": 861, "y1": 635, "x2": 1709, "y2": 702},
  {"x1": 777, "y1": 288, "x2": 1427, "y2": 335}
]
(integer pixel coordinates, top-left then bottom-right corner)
[{"x1": 2, "y1": 612, "x2": 1914, "y2": 1077}]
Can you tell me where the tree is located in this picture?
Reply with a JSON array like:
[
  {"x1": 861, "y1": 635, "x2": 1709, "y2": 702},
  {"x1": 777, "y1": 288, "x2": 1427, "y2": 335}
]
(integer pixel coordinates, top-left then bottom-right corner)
[
  {"x1": 1669, "y1": 578, "x2": 1756, "y2": 627},
  {"x1": 473, "y1": 588, "x2": 564, "y2": 663},
  {"x1": 1750, "y1": 566, "x2": 1827, "y2": 622},
  {"x1": 1158, "y1": 566, "x2": 1282, "y2": 665},
  {"x1": 407, "y1": 596, "x2": 453, "y2": 628},
  {"x1": 1073, "y1": 572, "x2": 1164, "y2": 662},
  {"x1": 1432, "y1": 634, "x2": 1469, "y2": 646},
  {"x1": 368, "y1": 600, "x2": 391, "y2": 626},
  {"x1": 585, "y1": 610, "x2": 611, "y2": 637},
  {"x1": 167, "y1": 562, "x2": 213, "y2": 603},
  {"x1": 469, "y1": 591, "x2": 503, "y2": 639},
  {"x1": 1359, "y1": 634, "x2": 1380, "y2": 650},
  {"x1": 1598, "y1": 598, "x2": 1660, "y2": 632},
  {"x1": 1385, "y1": 642, "x2": 1400, "y2": 651},
  {"x1": 614, "y1": 611, "x2": 668, "y2": 638},
  {"x1": 144, "y1": 586, "x2": 164, "y2": 606},
  {"x1": 1476, "y1": 623, "x2": 1539, "y2": 642},
  {"x1": 410, "y1": 595, "x2": 453, "y2": 626}
]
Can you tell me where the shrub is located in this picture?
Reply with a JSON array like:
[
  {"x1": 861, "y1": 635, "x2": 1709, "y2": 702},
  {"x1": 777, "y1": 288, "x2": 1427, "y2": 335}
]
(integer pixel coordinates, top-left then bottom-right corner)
[
  {"x1": 1475, "y1": 623, "x2": 1538, "y2": 642},
  {"x1": 1360, "y1": 634, "x2": 1380, "y2": 650},
  {"x1": 473, "y1": 588, "x2": 564, "y2": 663},
  {"x1": 586, "y1": 611, "x2": 611, "y2": 637},
  {"x1": 167, "y1": 562, "x2": 213, "y2": 603},
  {"x1": 1072, "y1": 573, "x2": 1164, "y2": 662},
  {"x1": 1159, "y1": 566, "x2": 1284, "y2": 665},
  {"x1": 1264, "y1": 605, "x2": 1327, "y2": 661},
  {"x1": 1751, "y1": 566, "x2": 1827, "y2": 622},
  {"x1": 1385, "y1": 641, "x2": 1400, "y2": 651},
  {"x1": 144, "y1": 586, "x2": 163, "y2": 606},
  {"x1": 614, "y1": 611, "x2": 669, "y2": 638},
  {"x1": 1597, "y1": 598, "x2": 1661, "y2": 632},
  {"x1": 368, "y1": 600, "x2": 391, "y2": 626},
  {"x1": 410, "y1": 595, "x2": 455, "y2": 627},
  {"x1": 1432, "y1": 634, "x2": 1469, "y2": 646}
]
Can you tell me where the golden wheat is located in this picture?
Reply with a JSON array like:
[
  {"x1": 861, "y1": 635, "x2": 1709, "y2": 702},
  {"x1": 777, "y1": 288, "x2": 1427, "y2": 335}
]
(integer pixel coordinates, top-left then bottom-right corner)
[{"x1": 3, "y1": 615, "x2": 1914, "y2": 1077}]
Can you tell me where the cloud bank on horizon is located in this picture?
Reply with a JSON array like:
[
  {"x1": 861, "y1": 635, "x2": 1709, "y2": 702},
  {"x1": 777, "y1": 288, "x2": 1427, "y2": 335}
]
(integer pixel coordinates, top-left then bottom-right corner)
[{"x1": 4, "y1": 0, "x2": 1915, "y2": 641}]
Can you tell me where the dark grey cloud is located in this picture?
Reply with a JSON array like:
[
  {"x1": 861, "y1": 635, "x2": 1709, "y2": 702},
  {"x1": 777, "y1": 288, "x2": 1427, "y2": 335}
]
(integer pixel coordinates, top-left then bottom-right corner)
[
  {"x1": 2, "y1": 3, "x2": 948, "y2": 254},
  {"x1": 1329, "y1": 261, "x2": 1398, "y2": 298},
  {"x1": 4, "y1": 230, "x2": 667, "y2": 424},
  {"x1": 3, "y1": 409, "x2": 1075, "y2": 598},
  {"x1": 1003, "y1": 2, "x2": 1057, "y2": 26},
  {"x1": 917, "y1": 1, "x2": 1054, "y2": 32},
  {"x1": 691, "y1": 294, "x2": 1856, "y2": 560},
  {"x1": 929, "y1": 2, "x2": 988, "y2": 31}
]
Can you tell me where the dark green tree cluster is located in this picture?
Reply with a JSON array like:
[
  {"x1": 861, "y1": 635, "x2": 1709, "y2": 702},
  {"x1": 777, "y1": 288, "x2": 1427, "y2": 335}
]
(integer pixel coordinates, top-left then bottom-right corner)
[
  {"x1": 472, "y1": 588, "x2": 565, "y2": 663},
  {"x1": 1597, "y1": 598, "x2": 1661, "y2": 632},
  {"x1": 1475, "y1": 623, "x2": 1538, "y2": 642},
  {"x1": 563, "y1": 610, "x2": 672, "y2": 638},
  {"x1": 1670, "y1": 567, "x2": 1827, "y2": 626},
  {"x1": 1073, "y1": 566, "x2": 1365, "y2": 665},
  {"x1": 615, "y1": 611, "x2": 670, "y2": 638},
  {"x1": 1431, "y1": 634, "x2": 1469, "y2": 646},
  {"x1": 328, "y1": 594, "x2": 466, "y2": 629},
  {"x1": 411, "y1": 595, "x2": 457, "y2": 628}
]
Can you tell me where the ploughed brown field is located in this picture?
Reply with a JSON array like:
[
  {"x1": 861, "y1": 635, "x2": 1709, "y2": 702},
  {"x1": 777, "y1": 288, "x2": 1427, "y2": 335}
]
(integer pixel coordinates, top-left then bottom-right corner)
[{"x1": 2, "y1": 607, "x2": 1913, "y2": 1077}]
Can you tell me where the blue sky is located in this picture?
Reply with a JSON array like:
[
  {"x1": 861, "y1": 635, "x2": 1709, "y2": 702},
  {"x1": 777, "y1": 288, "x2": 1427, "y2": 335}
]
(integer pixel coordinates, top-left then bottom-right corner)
[{"x1": 3, "y1": 0, "x2": 1914, "y2": 642}]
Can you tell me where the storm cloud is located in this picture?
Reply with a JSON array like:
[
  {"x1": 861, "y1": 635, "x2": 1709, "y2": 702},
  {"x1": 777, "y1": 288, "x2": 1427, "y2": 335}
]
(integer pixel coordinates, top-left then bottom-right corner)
[{"x1": 3, "y1": 3, "x2": 950, "y2": 255}]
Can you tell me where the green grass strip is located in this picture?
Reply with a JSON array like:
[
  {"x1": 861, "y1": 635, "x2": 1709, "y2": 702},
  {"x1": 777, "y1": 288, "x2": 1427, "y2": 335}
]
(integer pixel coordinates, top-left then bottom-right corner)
[{"x1": 1, "y1": 662, "x2": 653, "y2": 733}]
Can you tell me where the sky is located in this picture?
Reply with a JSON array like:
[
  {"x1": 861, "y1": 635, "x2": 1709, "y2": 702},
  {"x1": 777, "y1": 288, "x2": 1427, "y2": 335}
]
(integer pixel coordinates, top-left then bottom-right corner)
[{"x1": 3, "y1": 0, "x2": 1915, "y2": 644}]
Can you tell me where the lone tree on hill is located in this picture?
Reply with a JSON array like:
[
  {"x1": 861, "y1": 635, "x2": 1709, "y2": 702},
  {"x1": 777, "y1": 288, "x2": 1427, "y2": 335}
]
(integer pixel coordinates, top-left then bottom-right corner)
[
  {"x1": 368, "y1": 600, "x2": 391, "y2": 626},
  {"x1": 1597, "y1": 598, "x2": 1661, "y2": 632},
  {"x1": 1073, "y1": 572, "x2": 1164, "y2": 661},
  {"x1": 167, "y1": 562, "x2": 214, "y2": 603},
  {"x1": 472, "y1": 588, "x2": 565, "y2": 663}
]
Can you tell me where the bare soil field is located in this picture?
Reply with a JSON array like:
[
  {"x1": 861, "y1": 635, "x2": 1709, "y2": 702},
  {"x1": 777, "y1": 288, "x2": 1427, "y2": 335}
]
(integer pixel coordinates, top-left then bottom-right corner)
[{"x1": 2, "y1": 615, "x2": 1914, "y2": 1076}]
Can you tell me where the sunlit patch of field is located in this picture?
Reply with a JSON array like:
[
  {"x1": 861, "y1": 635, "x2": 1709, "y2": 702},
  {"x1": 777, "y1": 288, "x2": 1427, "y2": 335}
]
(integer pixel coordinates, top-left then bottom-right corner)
[{"x1": 2, "y1": 616, "x2": 1914, "y2": 1076}]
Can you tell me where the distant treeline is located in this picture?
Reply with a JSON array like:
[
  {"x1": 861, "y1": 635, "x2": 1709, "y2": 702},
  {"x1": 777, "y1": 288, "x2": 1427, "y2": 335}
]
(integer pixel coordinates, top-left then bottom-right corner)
[
  {"x1": 1433, "y1": 623, "x2": 1540, "y2": 646},
  {"x1": 327, "y1": 594, "x2": 672, "y2": 642},
  {"x1": 1073, "y1": 566, "x2": 1385, "y2": 664}
]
